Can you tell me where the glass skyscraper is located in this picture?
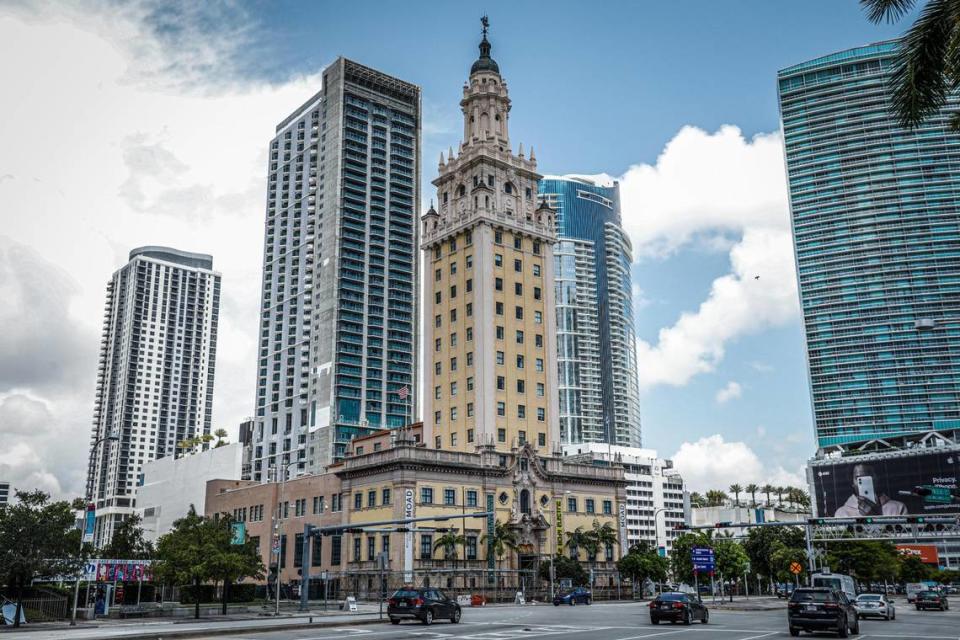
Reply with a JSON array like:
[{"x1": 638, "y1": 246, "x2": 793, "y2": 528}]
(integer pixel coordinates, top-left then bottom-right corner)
[
  {"x1": 779, "y1": 42, "x2": 960, "y2": 450},
  {"x1": 539, "y1": 177, "x2": 642, "y2": 447},
  {"x1": 252, "y1": 58, "x2": 420, "y2": 477}
]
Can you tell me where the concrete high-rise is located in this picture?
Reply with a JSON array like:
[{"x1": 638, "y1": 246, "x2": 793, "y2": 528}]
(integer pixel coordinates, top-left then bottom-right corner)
[
  {"x1": 251, "y1": 58, "x2": 420, "y2": 478},
  {"x1": 422, "y1": 21, "x2": 561, "y2": 452},
  {"x1": 779, "y1": 42, "x2": 960, "y2": 451},
  {"x1": 86, "y1": 246, "x2": 220, "y2": 546},
  {"x1": 539, "y1": 177, "x2": 642, "y2": 447}
]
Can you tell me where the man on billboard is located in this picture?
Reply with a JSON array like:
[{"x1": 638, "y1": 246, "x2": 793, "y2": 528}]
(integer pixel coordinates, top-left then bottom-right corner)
[{"x1": 834, "y1": 463, "x2": 907, "y2": 516}]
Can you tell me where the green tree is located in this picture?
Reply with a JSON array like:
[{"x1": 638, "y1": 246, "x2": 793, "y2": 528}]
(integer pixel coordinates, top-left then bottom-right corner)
[
  {"x1": 100, "y1": 513, "x2": 154, "y2": 559},
  {"x1": 481, "y1": 520, "x2": 518, "y2": 582},
  {"x1": 203, "y1": 514, "x2": 263, "y2": 615},
  {"x1": 761, "y1": 484, "x2": 775, "y2": 507},
  {"x1": 705, "y1": 490, "x2": 728, "y2": 507},
  {"x1": 861, "y1": 0, "x2": 960, "y2": 130},
  {"x1": 745, "y1": 483, "x2": 760, "y2": 507},
  {"x1": 539, "y1": 555, "x2": 589, "y2": 587},
  {"x1": 775, "y1": 487, "x2": 785, "y2": 507},
  {"x1": 616, "y1": 541, "x2": 669, "y2": 597},
  {"x1": 0, "y1": 490, "x2": 86, "y2": 628},
  {"x1": 670, "y1": 531, "x2": 713, "y2": 585},
  {"x1": 729, "y1": 484, "x2": 743, "y2": 507},
  {"x1": 213, "y1": 428, "x2": 229, "y2": 448},
  {"x1": 688, "y1": 492, "x2": 707, "y2": 509},
  {"x1": 899, "y1": 554, "x2": 932, "y2": 582},
  {"x1": 743, "y1": 526, "x2": 806, "y2": 582},
  {"x1": 714, "y1": 538, "x2": 749, "y2": 599},
  {"x1": 824, "y1": 541, "x2": 900, "y2": 586}
]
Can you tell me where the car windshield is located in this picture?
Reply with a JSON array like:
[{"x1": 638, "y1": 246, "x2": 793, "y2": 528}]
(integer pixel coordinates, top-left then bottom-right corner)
[
  {"x1": 857, "y1": 595, "x2": 881, "y2": 601},
  {"x1": 791, "y1": 590, "x2": 834, "y2": 603},
  {"x1": 392, "y1": 590, "x2": 420, "y2": 598},
  {"x1": 658, "y1": 593, "x2": 687, "y2": 601}
]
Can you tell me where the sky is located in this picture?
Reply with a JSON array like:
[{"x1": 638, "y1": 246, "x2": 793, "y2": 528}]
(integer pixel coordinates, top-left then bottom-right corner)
[{"x1": 0, "y1": 0, "x2": 917, "y2": 499}]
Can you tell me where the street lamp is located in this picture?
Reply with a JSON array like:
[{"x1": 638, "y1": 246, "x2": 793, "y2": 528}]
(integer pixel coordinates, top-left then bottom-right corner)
[
  {"x1": 71, "y1": 434, "x2": 120, "y2": 626},
  {"x1": 270, "y1": 459, "x2": 295, "y2": 616},
  {"x1": 651, "y1": 508, "x2": 667, "y2": 595}
]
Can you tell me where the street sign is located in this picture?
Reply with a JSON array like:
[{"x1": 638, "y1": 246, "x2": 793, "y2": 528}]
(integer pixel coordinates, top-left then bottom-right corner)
[
  {"x1": 789, "y1": 562, "x2": 803, "y2": 575},
  {"x1": 231, "y1": 522, "x2": 246, "y2": 545},
  {"x1": 691, "y1": 546, "x2": 715, "y2": 572}
]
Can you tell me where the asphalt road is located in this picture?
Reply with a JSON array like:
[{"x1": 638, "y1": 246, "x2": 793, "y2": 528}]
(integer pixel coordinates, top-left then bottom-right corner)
[{"x1": 202, "y1": 598, "x2": 960, "y2": 640}]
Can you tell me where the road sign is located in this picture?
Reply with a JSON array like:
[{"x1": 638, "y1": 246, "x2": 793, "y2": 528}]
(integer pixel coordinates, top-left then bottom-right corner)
[
  {"x1": 691, "y1": 546, "x2": 715, "y2": 572},
  {"x1": 231, "y1": 522, "x2": 246, "y2": 545},
  {"x1": 789, "y1": 561, "x2": 803, "y2": 575}
]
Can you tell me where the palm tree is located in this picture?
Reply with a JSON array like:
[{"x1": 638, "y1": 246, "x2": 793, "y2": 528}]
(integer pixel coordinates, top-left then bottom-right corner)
[
  {"x1": 861, "y1": 0, "x2": 960, "y2": 130},
  {"x1": 783, "y1": 486, "x2": 796, "y2": 510},
  {"x1": 729, "y1": 484, "x2": 743, "y2": 507},
  {"x1": 689, "y1": 492, "x2": 707, "y2": 508},
  {"x1": 705, "y1": 490, "x2": 728, "y2": 507},
  {"x1": 762, "y1": 484, "x2": 775, "y2": 507},
  {"x1": 745, "y1": 483, "x2": 760, "y2": 507},
  {"x1": 481, "y1": 520, "x2": 518, "y2": 584},
  {"x1": 433, "y1": 530, "x2": 467, "y2": 570},
  {"x1": 775, "y1": 486, "x2": 785, "y2": 507},
  {"x1": 213, "y1": 428, "x2": 229, "y2": 447}
]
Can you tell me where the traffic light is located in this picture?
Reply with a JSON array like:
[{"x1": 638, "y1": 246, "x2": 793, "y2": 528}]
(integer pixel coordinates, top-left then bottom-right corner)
[
  {"x1": 434, "y1": 528, "x2": 451, "y2": 533},
  {"x1": 673, "y1": 524, "x2": 688, "y2": 531},
  {"x1": 714, "y1": 522, "x2": 732, "y2": 528}
]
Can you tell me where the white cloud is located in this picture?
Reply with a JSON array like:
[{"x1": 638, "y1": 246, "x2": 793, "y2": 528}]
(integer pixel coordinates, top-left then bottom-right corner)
[
  {"x1": 671, "y1": 434, "x2": 805, "y2": 493},
  {"x1": 0, "y1": 2, "x2": 324, "y2": 498},
  {"x1": 715, "y1": 381, "x2": 742, "y2": 404},
  {"x1": 599, "y1": 125, "x2": 799, "y2": 390}
]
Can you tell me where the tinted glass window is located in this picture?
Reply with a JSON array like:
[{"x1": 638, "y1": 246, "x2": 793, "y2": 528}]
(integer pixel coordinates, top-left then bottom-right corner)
[
  {"x1": 791, "y1": 590, "x2": 835, "y2": 603},
  {"x1": 858, "y1": 595, "x2": 882, "y2": 601},
  {"x1": 659, "y1": 593, "x2": 687, "y2": 602},
  {"x1": 392, "y1": 590, "x2": 420, "y2": 598}
]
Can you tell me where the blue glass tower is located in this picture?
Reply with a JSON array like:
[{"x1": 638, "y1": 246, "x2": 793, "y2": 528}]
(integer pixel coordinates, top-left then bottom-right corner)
[
  {"x1": 539, "y1": 176, "x2": 642, "y2": 446},
  {"x1": 779, "y1": 42, "x2": 960, "y2": 450}
]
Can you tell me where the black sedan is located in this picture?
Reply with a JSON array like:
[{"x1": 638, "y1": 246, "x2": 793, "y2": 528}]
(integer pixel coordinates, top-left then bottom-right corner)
[
  {"x1": 553, "y1": 587, "x2": 592, "y2": 606},
  {"x1": 787, "y1": 587, "x2": 859, "y2": 637},
  {"x1": 386, "y1": 587, "x2": 461, "y2": 625},
  {"x1": 916, "y1": 590, "x2": 949, "y2": 611},
  {"x1": 649, "y1": 592, "x2": 709, "y2": 625}
]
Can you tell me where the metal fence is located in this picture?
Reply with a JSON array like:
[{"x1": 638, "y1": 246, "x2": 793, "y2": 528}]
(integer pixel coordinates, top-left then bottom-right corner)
[{"x1": 0, "y1": 589, "x2": 69, "y2": 621}]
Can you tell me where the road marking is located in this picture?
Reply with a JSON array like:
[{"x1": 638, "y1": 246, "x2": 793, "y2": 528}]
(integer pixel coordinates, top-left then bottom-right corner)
[
  {"x1": 733, "y1": 633, "x2": 777, "y2": 640},
  {"x1": 612, "y1": 630, "x2": 697, "y2": 640}
]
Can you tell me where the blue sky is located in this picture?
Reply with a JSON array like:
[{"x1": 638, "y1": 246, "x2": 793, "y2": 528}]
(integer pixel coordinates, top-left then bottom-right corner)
[{"x1": 0, "y1": 1, "x2": 916, "y2": 496}]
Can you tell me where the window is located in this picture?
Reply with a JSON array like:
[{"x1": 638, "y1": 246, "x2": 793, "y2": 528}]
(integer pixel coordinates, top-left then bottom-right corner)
[
  {"x1": 517, "y1": 379, "x2": 525, "y2": 393},
  {"x1": 537, "y1": 407, "x2": 545, "y2": 421},
  {"x1": 517, "y1": 354, "x2": 525, "y2": 368},
  {"x1": 449, "y1": 238, "x2": 457, "y2": 251},
  {"x1": 466, "y1": 278, "x2": 473, "y2": 292},
  {"x1": 514, "y1": 259, "x2": 522, "y2": 272},
  {"x1": 435, "y1": 435, "x2": 441, "y2": 448},
  {"x1": 332, "y1": 493, "x2": 342, "y2": 512},
  {"x1": 533, "y1": 264, "x2": 541, "y2": 277},
  {"x1": 435, "y1": 338, "x2": 441, "y2": 352},
  {"x1": 444, "y1": 489, "x2": 456, "y2": 505},
  {"x1": 515, "y1": 306, "x2": 523, "y2": 320},
  {"x1": 382, "y1": 488, "x2": 391, "y2": 505},
  {"x1": 497, "y1": 427, "x2": 506, "y2": 442},
  {"x1": 420, "y1": 534, "x2": 433, "y2": 560},
  {"x1": 434, "y1": 410, "x2": 441, "y2": 425},
  {"x1": 538, "y1": 432, "x2": 546, "y2": 447},
  {"x1": 586, "y1": 499, "x2": 595, "y2": 514},
  {"x1": 496, "y1": 326, "x2": 504, "y2": 339},
  {"x1": 466, "y1": 352, "x2": 473, "y2": 366},
  {"x1": 435, "y1": 291, "x2": 441, "y2": 304},
  {"x1": 450, "y1": 332, "x2": 457, "y2": 347},
  {"x1": 450, "y1": 381, "x2": 458, "y2": 395},
  {"x1": 435, "y1": 314, "x2": 441, "y2": 328},
  {"x1": 534, "y1": 311, "x2": 542, "y2": 324},
  {"x1": 535, "y1": 334, "x2": 543, "y2": 348},
  {"x1": 434, "y1": 246, "x2": 441, "y2": 259},
  {"x1": 495, "y1": 277, "x2": 503, "y2": 291},
  {"x1": 354, "y1": 493, "x2": 363, "y2": 510},
  {"x1": 466, "y1": 230, "x2": 472, "y2": 245},
  {"x1": 368, "y1": 490, "x2": 376, "y2": 508},
  {"x1": 497, "y1": 376, "x2": 505, "y2": 390},
  {"x1": 450, "y1": 357, "x2": 457, "y2": 371},
  {"x1": 518, "y1": 429, "x2": 526, "y2": 443},
  {"x1": 466, "y1": 302, "x2": 473, "y2": 316},
  {"x1": 435, "y1": 268, "x2": 441, "y2": 282},
  {"x1": 516, "y1": 330, "x2": 524, "y2": 344},
  {"x1": 467, "y1": 425, "x2": 474, "y2": 439},
  {"x1": 488, "y1": 174, "x2": 494, "y2": 186},
  {"x1": 495, "y1": 231, "x2": 503, "y2": 245},
  {"x1": 421, "y1": 487, "x2": 434, "y2": 504},
  {"x1": 534, "y1": 287, "x2": 541, "y2": 300},
  {"x1": 517, "y1": 405, "x2": 526, "y2": 419},
  {"x1": 450, "y1": 308, "x2": 457, "y2": 322},
  {"x1": 467, "y1": 376, "x2": 474, "y2": 391},
  {"x1": 466, "y1": 490, "x2": 478, "y2": 507},
  {"x1": 496, "y1": 302, "x2": 503, "y2": 315},
  {"x1": 435, "y1": 385, "x2": 441, "y2": 399},
  {"x1": 331, "y1": 535, "x2": 342, "y2": 564},
  {"x1": 466, "y1": 327, "x2": 473, "y2": 341},
  {"x1": 533, "y1": 240, "x2": 541, "y2": 255},
  {"x1": 513, "y1": 235, "x2": 522, "y2": 250},
  {"x1": 450, "y1": 285, "x2": 457, "y2": 298},
  {"x1": 605, "y1": 543, "x2": 614, "y2": 561},
  {"x1": 515, "y1": 282, "x2": 522, "y2": 296},
  {"x1": 567, "y1": 497, "x2": 577, "y2": 513},
  {"x1": 450, "y1": 407, "x2": 457, "y2": 420},
  {"x1": 313, "y1": 496, "x2": 325, "y2": 514},
  {"x1": 536, "y1": 358, "x2": 544, "y2": 372},
  {"x1": 353, "y1": 536, "x2": 361, "y2": 562},
  {"x1": 451, "y1": 431, "x2": 458, "y2": 445},
  {"x1": 466, "y1": 536, "x2": 478, "y2": 560},
  {"x1": 496, "y1": 351, "x2": 505, "y2": 365},
  {"x1": 495, "y1": 253, "x2": 503, "y2": 267},
  {"x1": 450, "y1": 261, "x2": 457, "y2": 275},
  {"x1": 603, "y1": 500, "x2": 613, "y2": 515},
  {"x1": 466, "y1": 254, "x2": 473, "y2": 268},
  {"x1": 367, "y1": 536, "x2": 375, "y2": 561}
]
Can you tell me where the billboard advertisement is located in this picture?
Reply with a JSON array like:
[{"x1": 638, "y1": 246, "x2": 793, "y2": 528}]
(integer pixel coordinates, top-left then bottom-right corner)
[
  {"x1": 896, "y1": 544, "x2": 939, "y2": 565},
  {"x1": 810, "y1": 449, "x2": 960, "y2": 517}
]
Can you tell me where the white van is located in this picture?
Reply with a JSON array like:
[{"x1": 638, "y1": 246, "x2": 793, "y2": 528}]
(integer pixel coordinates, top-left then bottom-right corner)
[{"x1": 813, "y1": 572, "x2": 857, "y2": 600}]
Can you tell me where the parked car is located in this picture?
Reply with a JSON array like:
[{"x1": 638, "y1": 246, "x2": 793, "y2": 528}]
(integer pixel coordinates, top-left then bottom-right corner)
[
  {"x1": 787, "y1": 587, "x2": 859, "y2": 637},
  {"x1": 552, "y1": 587, "x2": 591, "y2": 606},
  {"x1": 854, "y1": 593, "x2": 895, "y2": 620},
  {"x1": 915, "y1": 590, "x2": 949, "y2": 611},
  {"x1": 648, "y1": 592, "x2": 709, "y2": 625},
  {"x1": 386, "y1": 587, "x2": 461, "y2": 625},
  {"x1": 777, "y1": 586, "x2": 795, "y2": 599}
]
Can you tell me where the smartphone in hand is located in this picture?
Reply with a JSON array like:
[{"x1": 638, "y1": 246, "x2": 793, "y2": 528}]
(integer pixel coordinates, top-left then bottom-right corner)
[{"x1": 856, "y1": 475, "x2": 877, "y2": 504}]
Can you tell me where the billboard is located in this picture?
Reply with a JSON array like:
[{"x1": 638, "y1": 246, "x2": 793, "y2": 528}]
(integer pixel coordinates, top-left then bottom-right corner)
[
  {"x1": 810, "y1": 448, "x2": 960, "y2": 517},
  {"x1": 896, "y1": 544, "x2": 939, "y2": 565}
]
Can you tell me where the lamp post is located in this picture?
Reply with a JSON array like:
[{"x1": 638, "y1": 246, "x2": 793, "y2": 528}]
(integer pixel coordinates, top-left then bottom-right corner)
[
  {"x1": 71, "y1": 434, "x2": 119, "y2": 626},
  {"x1": 271, "y1": 460, "x2": 294, "y2": 616},
  {"x1": 651, "y1": 508, "x2": 667, "y2": 596}
]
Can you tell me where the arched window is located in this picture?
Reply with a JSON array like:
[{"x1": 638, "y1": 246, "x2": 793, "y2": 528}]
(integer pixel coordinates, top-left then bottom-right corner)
[
  {"x1": 520, "y1": 489, "x2": 531, "y2": 515},
  {"x1": 504, "y1": 182, "x2": 513, "y2": 194}
]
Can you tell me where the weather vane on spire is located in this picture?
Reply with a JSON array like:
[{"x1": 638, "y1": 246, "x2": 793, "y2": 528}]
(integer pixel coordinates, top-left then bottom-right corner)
[{"x1": 481, "y1": 15, "x2": 489, "y2": 38}]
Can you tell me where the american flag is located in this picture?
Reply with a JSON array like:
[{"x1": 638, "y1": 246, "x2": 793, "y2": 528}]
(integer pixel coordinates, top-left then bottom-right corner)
[{"x1": 397, "y1": 385, "x2": 409, "y2": 400}]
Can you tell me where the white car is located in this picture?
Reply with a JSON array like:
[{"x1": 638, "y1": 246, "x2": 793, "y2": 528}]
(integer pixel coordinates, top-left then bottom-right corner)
[{"x1": 855, "y1": 593, "x2": 896, "y2": 620}]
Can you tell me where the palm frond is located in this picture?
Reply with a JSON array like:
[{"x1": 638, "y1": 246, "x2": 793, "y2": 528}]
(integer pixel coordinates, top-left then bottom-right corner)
[
  {"x1": 890, "y1": 0, "x2": 956, "y2": 128},
  {"x1": 861, "y1": 0, "x2": 919, "y2": 24}
]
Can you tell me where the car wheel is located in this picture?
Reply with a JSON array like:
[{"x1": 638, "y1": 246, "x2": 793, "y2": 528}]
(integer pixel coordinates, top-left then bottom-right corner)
[
  {"x1": 892, "y1": 610, "x2": 896, "y2": 620},
  {"x1": 553, "y1": 602, "x2": 560, "y2": 607},
  {"x1": 570, "y1": 598, "x2": 576, "y2": 606},
  {"x1": 390, "y1": 617, "x2": 400, "y2": 625},
  {"x1": 585, "y1": 597, "x2": 592, "y2": 605},
  {"x1": 852, "y1": 616, "x2": 860, "y2": 635},
  {"x1": 789, "y1": 628, "x2": 800, "y2": 637},
  {"x1": 451, "y1": 608, "x2": 461, "y2": 624},
  {"x1": 423, "y1": 609, "x2": 433, "y2": 626},
  {"x1": 916, "y1": 605, "x2": 921, "y2": 610},
  {"x1": 683, "y1": 610, "x2": 691, "y2": 625},
  {"x1": 838, "y1": 615, "x2": 849, "y2": 638},
  {"x1": 702, "y1": 609, "x2": 709, "y2": 624},
  {"x1": 650, "y1": 617, "x2": 659, "y2": 625}
]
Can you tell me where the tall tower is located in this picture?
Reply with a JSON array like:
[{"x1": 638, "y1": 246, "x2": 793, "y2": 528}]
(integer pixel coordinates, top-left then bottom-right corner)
[
  {"x1": 251, "y1": 58, "x2": 420, "y2": 478},
  {"x1": 779, "y1": 42, "x2": 960, "y2": 452},
  {"x1": 87, "y1": 246, "x2": 220, "y2": 546},
  {"x1": 539, "y1": 176, "x2": 642, "y2": 447},
  {"x1": 422, "y1": 18, "x2": 560, "y2": 452}
]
